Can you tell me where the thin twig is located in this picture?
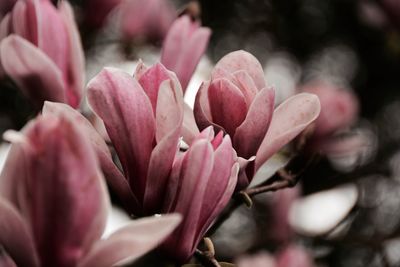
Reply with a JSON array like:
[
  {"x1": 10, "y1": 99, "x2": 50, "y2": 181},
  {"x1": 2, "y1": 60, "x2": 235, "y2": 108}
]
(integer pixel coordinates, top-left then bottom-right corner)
[{"x1": 194, "y1": 238, "x2": 221, "y2": 267}]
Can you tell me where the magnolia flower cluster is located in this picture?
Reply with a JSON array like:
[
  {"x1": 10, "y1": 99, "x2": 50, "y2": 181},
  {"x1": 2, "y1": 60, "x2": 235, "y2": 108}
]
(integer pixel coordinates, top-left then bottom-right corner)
[{"x1": 0, "y1": 1, "x2": 323, "y2": 264}]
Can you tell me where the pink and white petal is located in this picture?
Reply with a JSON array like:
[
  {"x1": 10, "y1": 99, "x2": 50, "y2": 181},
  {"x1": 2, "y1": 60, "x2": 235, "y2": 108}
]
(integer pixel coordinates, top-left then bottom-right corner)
[
  {"x1": 17, "y1": 116, "x2": 109, "y2": 265},
  {"x1": 194, "y1": 81, "x2": 215, "y2": 130},
  {"x1": 208, "y1": 78, "x2": 247, "y2": 137},
  {"x1": 0, "y1": 35, "x2": 66, "y2": 107},
  {"x1": 192, "y1": 137, "x2": 239, "y2": 251},
  {"x1": 163, "y1": 140, "x2": 214, "y2": 262},
  {"x1": 59, "y1": 1, "x2": 85, "y2": 108},
  {"x1": 0, "y1": 198, "x2": 39, "y2": 267},
  {"x1": 231, "y1": 70, "x2": 259, "y2": 106},
  {"x1": 234, "y1": 87, "x2": 275, "y2": 158},
  {"x1": 77, "y1": 214, "x2": 182, "y2": 267},
  {"x1": 144, "y1": 79, "x2": 183, "y2": 212},
  {"x1": 137, "y1": 63, "x2": 172, "y2": 113},
  {"x1": 171, "y1": 26, "x2": 211, "y2": 90},
  {"x1": 143, "y1": 127, "x2": 180, "y2": 213},
  {"x1": 213, "y1": 50, "x2": 266, "y2": 91},
  {"x1": 182, "y1": 103, "x2": 200, "y2": 144},
  {"x1": 42, "y1": 102, "x2": 140, "y2": 215},
  {"x1": 11, "y1": 0, "x2": 38, "y2": 44},
  {"x1": 236, "y1": 156, "x2": 256, "y2": 190},
  {"x1": 87, "y1": 68, "x2": 155, "y2": 201},
  {"x1": 155, "y1": 79, "x2": 184, "y2": 142},
  {"x1": 36, "y1": 0, "x2": 69, "y2": 77},
  {"x1": 255, "y1": 93, "x2": 321, "y2": 170},
  {"x1": 0, "y1": 14, "x2": 11, "y2": 77},
  {"x1": 161, "y1": 15, "x2": 191, "y2": 71}
]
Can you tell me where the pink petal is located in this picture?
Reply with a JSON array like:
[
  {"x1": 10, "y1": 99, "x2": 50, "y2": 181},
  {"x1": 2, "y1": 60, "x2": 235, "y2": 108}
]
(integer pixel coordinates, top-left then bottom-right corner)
[
  {"x1": 137, "y1": 63, "x2": 172, "y2": 114},
  {"x1": 0, "y1": 253, "x2": 17, "y2": 267},
  {"x1": 236, "y1": 156, "x2": 256, "y2": 190},
  {"x1": 0, "y1": 35, "x2": 66, "y2": 107},
  {"x1": 182, "y1": 103, "x2": 200, "y2": 144},
  {"x1": 162, "y1": 139, "x2": 215, "y2": 262},
  {"x1": 234, "y1": 87, "x2": 275, "y2": 158},
  {"x1": 193, "y1": 136, "x2": 239, "y2": 251},
  {"x1": 0, "y1": 14, "x2": 10, "y2": 77},
  {"x1": 154, "y1": 78, "x2": 184, "y2": 143},
  {"x1": 11, "y1": 0, "x2": 38, "y2": 44},
  {"x1": 143, "y1": 79, "x2": 183, "y2": 213},
  {"x1": 35, "y1": 0, "x2": 69, "y2": 80},
  {"x1": 161, "y1": 16, "x2": 191, "y2": 71},
  {"x1": 59, "y1": 1, "x2": 85, "y2": 108},
  {"x1": 17, "y1": 116, "x2": 109, "y2": 266},
  {"x1": 208, "y1": 78, "x2": 247, "y2": 137},
  {"x1": 212, "y1": 50, "x2": 266, "y2": 91},
  {"x1": 133, "y1": 59, "x2": 148, "y2": 79},
  {"x1": 77, "y1": 214, "x2": 182, "y2": 267},
  {"x1": 231, "y1": 70, "x2": 259, "y2": 106},
  {"x1": 193, "y1": 81, "x2": 214, "y2": 130},
  {"x1": 255, "y1": 93, "x2": 321, "y2": 170},
  {"x1": 42, "y1": 102, "x2": 140, "y2": 215},
  {"x1": 161, "y1": 15, "x2": 211, "y2": 90},
  {"x1": 87, "y1": 68, "x2": 155, "y2": 203},
  {"x1": 0, "y1": 198, "x2": 39, "y2": 267}
]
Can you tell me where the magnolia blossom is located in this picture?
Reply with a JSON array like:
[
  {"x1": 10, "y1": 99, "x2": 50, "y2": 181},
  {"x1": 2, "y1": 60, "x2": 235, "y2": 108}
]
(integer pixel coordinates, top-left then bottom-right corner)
[
  {"x1": 161, "y1": 127, "x2": 239, "y2": 262},
  {"x1": 192, "y1": 50, "x2": 321, "y2": 189},
  {"x1": 236, "y1": 246, "x2": 315, "y2": 267},
  {"x1": 300, "y1": 81, "x2": 360, "y2": 154},
  {"x1": 0, "y1": 0, "x2": 84, "y2": 108},
  {"x1": 161, "y1": 15, "x2": 211, "y2": 91},
  {"x1": 0, "y1": 115, "x2": 181, "y2": 267},
  {"x1": 117, "y1": 0, "x2": 175, "y2": 41},
  {"x1": 86, "y1": 63, "x2": 184, "y2": 216},
  {"x1": 301, "y1": 81, "x2": 358, "y2": 138}
]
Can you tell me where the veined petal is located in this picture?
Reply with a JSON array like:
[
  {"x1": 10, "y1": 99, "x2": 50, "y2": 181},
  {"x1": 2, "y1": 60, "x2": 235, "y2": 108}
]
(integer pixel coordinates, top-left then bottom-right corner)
[
  {"x1": 143, "y1": 79, "x2": 183, "y2": 213},
  {"x1": 0, "y1": 198, "x2": 39, "y2": 267},
  {"x1": 0, "y1": 35, "x2": 66, "y2": 107},
  {"x1": 208, "y1": 78, "x2": 247, "y2": 137},
  {"x1": 77, "y1": 214, "x2": 181, "y2": 267},
  {"x1": 161, "y1": 15, "x2": 191, "y2": 71},
  {"x1": 162, "y1": 139, "x2": 214, "y2": 262},
  {"x1": 155, "y1": 78, "x2": 184, "y2": 143},
  {"x1": 59, "y1": 1, "x2": 85, "y2": 108},
  {"x1": 231, "y1": 70, "x2": 259, "y2": 106},
  {"x1": 42, "y1": 102, "x2": 140, "y2": 215},
  {"x1": 17, "y1": 116, "x2": 109, "y2": 267},
  {"x1": 162, "y1": 15, "x2": 211, "y2": 91},
  {"x1": 212, "y1": 50, "x2": 266, "y2": 91},
  {"x1": 87, "y1": 68, "x2": 155, "y2": 202},
  {"x1": 255, "y1": 93, "x2": 321, "y2": 170},
  {"x1": 137, "y1": 63, "x2": 171, "y2": 114},
  {"x1": 192, "y1": 136, "x2": 239, "y2": 251},
  {"x1": 234, "y1": 87, "x2": 275, "y2": 158}
]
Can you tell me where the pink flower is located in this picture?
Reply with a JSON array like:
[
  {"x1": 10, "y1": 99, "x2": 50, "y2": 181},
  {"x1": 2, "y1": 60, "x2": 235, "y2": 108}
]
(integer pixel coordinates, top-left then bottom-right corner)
[
  {"x1": 0, "y1": 0, "x2": 84, "y2": 108},
  {"x1": 85, "y1": 63, "x2": 184, "y2": 215},
  {"x1": 161, "y1": 127, "x2": 239, "y2": 262},
  {"x1": 0, "y1": 114, "x2": 181, "y2": 267},
  {"x1": 192, "y1": 50, "x2": 321, "y2": 189},
  {"x1": 301, "y1": 81, "x2": 359, "y2": 138},
  {"x1": 117, "y1": 0, "x2": 175, "y2": 41},
  {"x1": 161, "y1": 15, "x2": 211, "y2": 91}
]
